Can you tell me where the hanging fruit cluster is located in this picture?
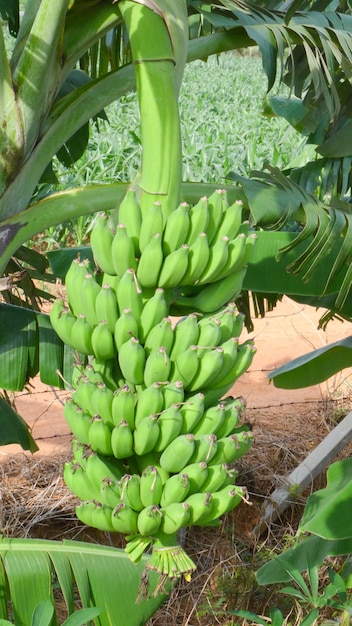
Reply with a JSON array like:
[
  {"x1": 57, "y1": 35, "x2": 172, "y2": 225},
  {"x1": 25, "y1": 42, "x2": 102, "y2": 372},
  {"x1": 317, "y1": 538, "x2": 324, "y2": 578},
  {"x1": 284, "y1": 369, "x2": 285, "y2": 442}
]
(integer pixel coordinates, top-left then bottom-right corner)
[{"x1": 50, "y1": 187, "x2": 257, "y2": 583}]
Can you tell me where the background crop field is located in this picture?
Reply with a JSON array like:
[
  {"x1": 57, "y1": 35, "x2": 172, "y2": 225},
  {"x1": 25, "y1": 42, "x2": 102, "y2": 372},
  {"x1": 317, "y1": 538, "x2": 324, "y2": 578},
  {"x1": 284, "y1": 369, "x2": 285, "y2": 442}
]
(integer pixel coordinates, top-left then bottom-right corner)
[{"x1": 55, "y1": 52, "x2": 306, "y2": 189}]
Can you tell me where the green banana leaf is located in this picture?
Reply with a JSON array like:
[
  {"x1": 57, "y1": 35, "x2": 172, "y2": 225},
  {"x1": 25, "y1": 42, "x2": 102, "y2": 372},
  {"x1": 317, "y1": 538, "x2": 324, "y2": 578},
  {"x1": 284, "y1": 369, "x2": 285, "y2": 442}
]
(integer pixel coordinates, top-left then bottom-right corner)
[
  {"x1": 0, "y1": 537, "x2": 168, "y2": 626},
  {"x1": 299, "y1": 457, "x2": 352, "y2": 540},
  {"x1": 0, "y1": 396, "x2": 38, "y2": 452},
  {"x1": 256, "y1": 534, "x2": 352, "y2": 585},
  {"x1": 268, "y1": 335, "x2": 352, "y2": 389},
  {"x1": 0, "y1": 303, "x2": 77, "y2": 392}
]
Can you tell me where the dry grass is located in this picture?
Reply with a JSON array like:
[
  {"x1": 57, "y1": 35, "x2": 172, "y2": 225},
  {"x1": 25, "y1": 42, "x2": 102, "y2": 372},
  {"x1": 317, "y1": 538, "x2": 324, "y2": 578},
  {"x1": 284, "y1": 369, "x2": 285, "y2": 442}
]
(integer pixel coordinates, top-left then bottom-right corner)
[{"x1": 0, "y1": 396, "x2": 351, "y2": 625}]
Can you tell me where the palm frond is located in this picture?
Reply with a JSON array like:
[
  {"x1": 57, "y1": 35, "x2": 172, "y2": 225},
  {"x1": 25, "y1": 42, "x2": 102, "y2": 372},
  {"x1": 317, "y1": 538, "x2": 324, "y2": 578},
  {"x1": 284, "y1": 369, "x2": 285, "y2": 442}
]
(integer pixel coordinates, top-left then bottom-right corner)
[
  {"x1": 190, "y1": 1, "x2": 352, "y2": 119},
  {"x1": 230, "y1": 166, "x2": 352, "y2": 311}
]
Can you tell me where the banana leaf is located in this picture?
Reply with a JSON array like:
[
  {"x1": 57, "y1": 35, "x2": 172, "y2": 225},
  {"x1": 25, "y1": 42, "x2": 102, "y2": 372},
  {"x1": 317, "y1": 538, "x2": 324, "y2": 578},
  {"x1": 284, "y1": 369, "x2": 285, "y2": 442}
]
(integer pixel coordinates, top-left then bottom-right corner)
[
  {"x1": 0, "y1": 396, "x2": 38, "y2": 452},
  {"x1": 299, "y1": 457, "x2": 352, "y2": 540},
  {"x1": 268, "y1": 335, "x2": 352, "y2": 389},
  {"x1": 0, "y1": 303, "x2": 76, "y2": 392},
  {"x1": 256, "y1": 534, "x2": 352, "y2": 585},
  {"x1": 0, "y1": 537, "x2": 168, "y2": 626}
]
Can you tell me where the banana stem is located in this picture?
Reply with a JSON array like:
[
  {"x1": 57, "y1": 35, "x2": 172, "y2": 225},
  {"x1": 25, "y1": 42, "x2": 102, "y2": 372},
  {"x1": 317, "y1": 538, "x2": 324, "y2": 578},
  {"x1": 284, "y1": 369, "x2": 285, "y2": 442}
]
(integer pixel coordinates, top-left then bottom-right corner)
[{"x1": 118, "y1": 0, "x2": 188, "y2": 222}]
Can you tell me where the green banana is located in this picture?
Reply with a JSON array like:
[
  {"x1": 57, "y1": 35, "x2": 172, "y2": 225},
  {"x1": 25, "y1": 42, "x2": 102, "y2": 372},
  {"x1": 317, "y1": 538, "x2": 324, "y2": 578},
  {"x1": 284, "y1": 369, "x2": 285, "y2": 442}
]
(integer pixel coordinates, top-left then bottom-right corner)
[
  {"x1": 188, "y1": 347, "x2": 224, "y2": 392},
  {"x1": 169, "y1": 344, "x2": 199, "y2": 388},
  {"x1": 139, "y1": 465, "x2": 164, "y2": 507},
  {"x1": 160, "y1": 501, "x2": 191, "y2": 534},
  {"x1": 159, "y1": 433, "x2": 195, "y2": 473},
  {"x1": 75, "y1": 501, "x2": 95, "y2": 529},
  {"x1": 91, "y1": 382, "x2": 114, "y2": 427},
  {"x1": 101, "y1": 272, "x2": 120, "y2": 294},
  {"x1": 162, "y1": 202, "x2": 190, "y2": 255},
  {"x1": 186, "y1": 196, "x2": 209, "y2": 246},
  {"x1": 91, "y1": 502, "x2": 116, "y2": 532},
  {"x1": 82, "y1": 362, "x2": 105, "y2": 386},
  {"x1": 162, "y1": 380, "x2": 184, "y2": 408},
  {"x1": 215, "y1": 396, "x2": 245, "y2": 439},
  {"x1": 200, "y1": 485, "x2": 246, "y2": 525},
  {"x1": 95, "y1": 283, "x2": 119, "y2": 333},
  {"x1": 196, "y1": 318, "x2": 222, "y2": 354},
  {"x1": 144, "y1": 346, "x2": 171, "y2": 387},
  {"x1": 209, "y1": 431, "x2": 254, "y2": 465},
  {"x1": 181, "y1": 461, "x2": 208, "y2": 494},
  {"x1": 232, "y1": 310, "x2": 246, "y2": 338},
  {"x1": 90, "y1": 357, "x2": 124, "y2": 391},
  {"x1": 189, "y1": 433, "x2": 218, "y2": 464},
  {"x1": 65, "y1": 258, "x2": 90, "y2": 318},
  {"x1": 119, "y1": 474, "x2": 144, "y2": 512},
  {"x1": 134, "y1": 383, "x2": 164, "y2": 427},
  {"x1": 50, "y1": 300, "x2": 76, "y2": 346},
  {"x1": 88, "y1": 416, "x2": 113, "y2": 456},
  {"x1": 91, "y1": 321, "x2": 117, "y2": 361},
  {"x1": 71, "y1": 439, "x2": 89, "y2": 468},
  {"x1": 139, "y1": 287, "x2": 168, "y2": 343},
  {"x1": 137, "y1": 505, "x2": 163, "y2": 536},
  {"x1": 197, "y1": 236, "x2": 229, "y2": 285},
  {"x1": 81, "y1": 272, "x2": 100, "y2": 327},
  {"x1": 72, "y1": 377, "x2": 96, "y2": 416},
  {"x1": 136, "y1": 232, "x2": 163, "y2": 289},
  {"x1": 157, "y1": 244, "x2": 189, "y2": 289},
  {"x1": 210, "y1": 340, "x2": 256, "y2": 390},
  {"x1": 153, "y1": 404, "x2": 183, "y2": 452},
  {"x1": 211, "y1": 200, "x2": 243, "y2": 244},
  {"x1": 144, "y1": 316, "x2": 174, "y2": 357},
  {"x1": 211, "y1": 336, "x2": 239, "y2": 383},
  {"x1": 70, "y1": 314, "x2": 94, "y2": 355},
  {"x1": 64, "y1": 257, "x2": 80, "y2": 311},
  {"x1": 179, "y1": 232, "x2": 210, "y2": 286},
  {"x1": 206, "y1": 189, "x2": 226, "y2": 245},
  {"x1": 111, "y1": 502, "x2": 139, "y2": 534},
  {"x1": 192, "y1": 402, "x2": 226, "y2": 436},
  {"x1": 111, "y1": 420, "x2": 134, "y2": 459},
  {"x1": 160, "y1": 473, "x2": 190, "y2": 507},
  {"x1": 84, "y1": 451, "x2": 124, "y2": 490},
  {"x1": 116, "y1": 269, "x2": 143, "y2": 321},
  {"x1": 118, "y1": 336, "x2": 146, "y2": 386},
  {"x1": 111, "y1": 385, "x2": 136, "y2": 429},
  {"x1": 180, "y1": 392, "x2": 205, "y2": 434},
  {"x1": 138, "y1": 201, "x2": 164, "y2": 253},
  {"x1": 170, "y1": 314, "x2": 199, "y2": 360},
  {"x1": 63, "y1": 399, "x2": 91, "y2": 444},
  {"x1": 185, "y1": 491, "x2": 214, "y2": 525},
  {"x1": 90, "y1": 212, "x2": 116, "y2": 275},
  {"x1": 114, "y1": 308, "x2": 140, "y2": 350},
  {"x1": 215, "y1": 232, "x2": 247, "y2": 280},
  {"x1": 100, "y1": 477, "x2": 122, "y2": 509},
  {"x1": 243, "y1": 232, "x2": 258, "y2": 264},
  {"x1": 218, "y1": 307, "x2": 238, "y2": 343},
  {"x1": 133, "y1": 414, "x2": 160, "y2": 456},
  {"x1": 172, "y1": 266, "x2": 248, "y2": 315},
  {"x1": 201, "y1": 463, "x2": 233, "y2": 493},
  {"x1": 111, "y1": 223, "x2": 137, "y2": 277},
  {"x1": 64, "y1": 462, "x2": 98, "y2": 502},
  {"x1": 115, "y1": 187, "x2": 142, "y2": 256}
]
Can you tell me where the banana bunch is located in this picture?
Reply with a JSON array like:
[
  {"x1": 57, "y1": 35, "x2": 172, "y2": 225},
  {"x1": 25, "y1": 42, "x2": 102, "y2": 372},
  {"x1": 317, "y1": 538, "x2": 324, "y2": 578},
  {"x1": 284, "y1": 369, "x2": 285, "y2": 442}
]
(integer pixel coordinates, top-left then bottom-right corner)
[{"x1": 52, "y1": 187, "x2": 257, "y2": 581}]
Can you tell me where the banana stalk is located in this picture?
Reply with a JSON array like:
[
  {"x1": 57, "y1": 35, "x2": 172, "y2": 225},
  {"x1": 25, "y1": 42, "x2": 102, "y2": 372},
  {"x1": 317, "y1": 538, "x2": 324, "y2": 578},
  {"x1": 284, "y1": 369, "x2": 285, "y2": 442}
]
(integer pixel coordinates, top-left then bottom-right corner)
[{"x1": 117, "y1": 0, "x2": 188, "y2": 221}]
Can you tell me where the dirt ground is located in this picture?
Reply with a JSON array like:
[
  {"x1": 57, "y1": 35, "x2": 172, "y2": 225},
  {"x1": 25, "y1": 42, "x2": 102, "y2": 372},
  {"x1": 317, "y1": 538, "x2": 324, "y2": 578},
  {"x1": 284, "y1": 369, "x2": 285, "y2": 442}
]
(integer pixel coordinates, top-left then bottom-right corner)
[{"x1": 2, "y1": 296, "x2": 352, "y2": 624}]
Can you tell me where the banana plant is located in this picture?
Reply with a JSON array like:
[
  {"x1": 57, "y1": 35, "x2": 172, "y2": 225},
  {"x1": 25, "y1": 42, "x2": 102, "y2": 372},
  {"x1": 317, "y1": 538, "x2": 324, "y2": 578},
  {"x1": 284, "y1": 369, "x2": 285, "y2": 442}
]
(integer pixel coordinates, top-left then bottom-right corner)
[{"x1": 1, "y1": 0, "x2": 352, "y2": 617}]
